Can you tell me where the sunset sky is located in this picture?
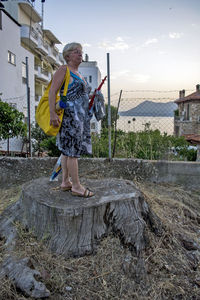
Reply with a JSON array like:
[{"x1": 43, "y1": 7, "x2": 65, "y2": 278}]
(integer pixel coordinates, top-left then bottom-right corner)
[{"x1": 33, "y1": 0, "x2": 200, "y2": 94}]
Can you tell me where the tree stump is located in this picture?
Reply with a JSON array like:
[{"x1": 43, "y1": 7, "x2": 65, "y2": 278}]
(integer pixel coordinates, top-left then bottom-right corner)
[
  {"x1": 0, "y1": 176, "x2": 163, "y2": 297},
  {"x1": 19, "y1": 177, "x2": 162, "y2": 257}
]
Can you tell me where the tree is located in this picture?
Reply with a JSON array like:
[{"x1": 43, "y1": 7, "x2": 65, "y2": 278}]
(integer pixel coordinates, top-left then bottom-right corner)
[
  {"x1": 0, "y1": 99, "x2": 27, "y2": 147},
  {"x1": 101, "y1": 104, "x2": 119, "y2": 129},
  {"x1": 31, "y1": 123, "x2": 48, "y2": 155}
]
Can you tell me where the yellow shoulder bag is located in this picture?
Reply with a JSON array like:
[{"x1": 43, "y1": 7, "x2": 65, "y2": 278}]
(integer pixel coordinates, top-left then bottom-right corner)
[{"x1": 35, "y1": 66, "x2": 70, "y2": 136}]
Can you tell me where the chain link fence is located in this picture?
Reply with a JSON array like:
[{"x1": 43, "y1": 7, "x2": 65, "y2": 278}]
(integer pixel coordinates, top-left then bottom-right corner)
[
  {"x1": 110, "y1": 89, "x2": 183, "y2": 135},
  {"x1": 95, "y1": 89, "x2": 197, "y2": 161}
]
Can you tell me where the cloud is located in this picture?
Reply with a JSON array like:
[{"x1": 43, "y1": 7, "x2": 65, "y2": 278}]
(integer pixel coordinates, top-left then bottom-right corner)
[
  {"x1": 83, "y1": 43, "x2": 91, "y2": 47},
  {"x1": 132, "y1": 74, "x2": 150, "y2": 83},
  {"x1": 111, "y1": 69, "x2": 131, "y2": 80},
  {"x1": 144, "y1": 38, "x2": 158, "y2": 46},
  {"x1": 135, "y1": 38, "x2": 158, "y2": 51},
  {"x1": 169, "y1": 32, "x2": 183, "y2": 39},
  {"x1": 98, "y1": 37, "x2": 130, "y2": 51},
  {"x1": 111, "y1": 71, "x2": 150, "y2": 83},
  {"x1": 158, "y1": 50, "x2": 167, "y2": 55}
]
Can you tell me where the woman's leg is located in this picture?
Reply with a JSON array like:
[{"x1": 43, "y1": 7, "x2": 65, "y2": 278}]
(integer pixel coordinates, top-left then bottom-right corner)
[
  {"x1": 61, "y1": 154, "x2": 72, "y2": 189},
  {"x1": 67, "y1": 156, "x2": 94, "y2": 196},
  {"x1": 67, "y1": 157, "x2": 82, "y2": 191}
]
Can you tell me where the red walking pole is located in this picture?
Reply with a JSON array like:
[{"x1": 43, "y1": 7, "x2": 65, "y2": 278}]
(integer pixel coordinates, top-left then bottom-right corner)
[{"x1": 89, "y1": 76, "x2": 107, "y2": 110}]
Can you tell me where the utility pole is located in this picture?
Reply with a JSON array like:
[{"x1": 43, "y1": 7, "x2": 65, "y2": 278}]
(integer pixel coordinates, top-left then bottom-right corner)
[
  {"x1": 25, "y1": 57, "x2": 32, "y2": 157},
  {"x1": 41, "y1": 0, "x2": 45, "y2": 29}
]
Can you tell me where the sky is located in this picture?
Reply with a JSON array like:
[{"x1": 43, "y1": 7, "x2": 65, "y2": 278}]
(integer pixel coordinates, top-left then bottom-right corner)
[{"x1": 33, "y1": 0, "x2": 200, "y2": 95}]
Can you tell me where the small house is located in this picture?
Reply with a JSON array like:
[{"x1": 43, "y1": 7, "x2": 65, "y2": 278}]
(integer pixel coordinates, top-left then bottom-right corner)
[{"x1": 174, "y1": 84, "x2": 200, "y2": 161}]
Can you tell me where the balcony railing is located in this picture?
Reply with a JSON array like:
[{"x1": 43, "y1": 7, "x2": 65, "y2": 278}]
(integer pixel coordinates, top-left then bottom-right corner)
[
  {"x1": 43, "y1": 42, "x2": 49, "y2": 50},
  {"x1": 21, "y1": 25, "x2": 38, "y2": 49},
  {"x1": 30, "y1": 27, "x2": 38, "y2": 40},
  {"x1": 41, "y1": 68, "x2": 49, "y2": 77},
  {"x1": 34, "y1": 65, "x2": 51, "y2": 82}
]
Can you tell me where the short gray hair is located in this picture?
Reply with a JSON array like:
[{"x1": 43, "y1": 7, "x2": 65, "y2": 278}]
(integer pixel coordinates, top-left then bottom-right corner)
[{"x1": 62, "y1": 42, "x2": 82, "y2": 62}]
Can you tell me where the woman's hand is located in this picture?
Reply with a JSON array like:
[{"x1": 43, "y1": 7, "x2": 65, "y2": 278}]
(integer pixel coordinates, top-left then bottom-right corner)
[{"x1": 50, "y1": 111, "x2": 61, "y2": 127}]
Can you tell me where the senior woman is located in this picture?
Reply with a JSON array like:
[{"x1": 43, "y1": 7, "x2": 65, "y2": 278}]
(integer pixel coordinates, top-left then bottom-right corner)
[{"x1": 49, "y1": 42, "x2": 94, "y2": 198}]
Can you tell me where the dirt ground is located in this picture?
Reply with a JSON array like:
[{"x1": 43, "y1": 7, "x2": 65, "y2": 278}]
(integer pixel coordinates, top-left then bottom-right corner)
[{"x1": 0, "y1": 179, "x2": 200, "y2": 300}]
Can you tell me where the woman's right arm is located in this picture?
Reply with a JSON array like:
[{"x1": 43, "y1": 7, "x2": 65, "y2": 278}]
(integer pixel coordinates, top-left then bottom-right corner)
[{"x1": 49, "y1": 65, "x2": 66, "y2": 127}]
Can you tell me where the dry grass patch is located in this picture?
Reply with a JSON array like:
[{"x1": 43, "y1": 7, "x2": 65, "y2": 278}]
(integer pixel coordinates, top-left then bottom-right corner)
[{"x1": 0, "y1": 182, "x2": 200, "y2": 299}]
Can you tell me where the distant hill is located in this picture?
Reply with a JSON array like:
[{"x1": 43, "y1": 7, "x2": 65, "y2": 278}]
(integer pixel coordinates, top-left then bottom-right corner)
[{"x1": 119, "y1": 100, "x2": 177, "y2": 117}]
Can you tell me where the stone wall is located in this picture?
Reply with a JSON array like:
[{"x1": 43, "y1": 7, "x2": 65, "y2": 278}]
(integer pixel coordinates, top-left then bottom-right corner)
[
  {"x1": 175, "y1": 101, "x2": 200, "y2": 136},
  {"x1": 1, "y1": 157, "x2": 200, "y2": 189}
]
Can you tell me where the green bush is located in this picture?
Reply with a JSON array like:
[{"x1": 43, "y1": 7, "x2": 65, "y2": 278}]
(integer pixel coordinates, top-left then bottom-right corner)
[
  {"x1": 31, "y1": 121, "x2": 196, "y2": 161},
  {"x1": 40, "y1": 136, "x2": 61, "y2": 157}
]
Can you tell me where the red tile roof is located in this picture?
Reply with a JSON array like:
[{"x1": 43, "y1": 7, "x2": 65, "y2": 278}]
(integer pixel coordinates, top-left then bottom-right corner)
[
  {"x1": 183, "y1": 134, "x2": 200, "y2": 144},
  {"x1": 175, "y1": 90, "x2": 200, "y2": 104}
]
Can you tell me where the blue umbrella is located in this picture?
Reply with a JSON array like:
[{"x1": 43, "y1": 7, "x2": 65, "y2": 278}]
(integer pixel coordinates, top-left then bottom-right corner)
[{"x1": 49, "y1": 155, "x2": 62, "y2": 181}]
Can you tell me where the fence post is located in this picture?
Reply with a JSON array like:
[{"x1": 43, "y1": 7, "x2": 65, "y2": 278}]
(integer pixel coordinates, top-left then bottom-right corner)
[
  {"x1": 112, "y1": 89, "x2": 122, "y2": 158},
  {"x1": 107, "y1": 53, "x2": 111, "y2": 160}
]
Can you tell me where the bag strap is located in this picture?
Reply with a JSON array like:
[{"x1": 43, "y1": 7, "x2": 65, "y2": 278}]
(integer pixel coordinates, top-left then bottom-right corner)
[
  {"x1": 62, "y1": 66, "x2": 70, "y2": 96},
  {"x1": 54, "y1": 66, "x2": 70, "y2": 97}
]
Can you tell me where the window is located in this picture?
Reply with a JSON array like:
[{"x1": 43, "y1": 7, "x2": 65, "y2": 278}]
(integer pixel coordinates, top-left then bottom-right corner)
[
  {"x1": 8, "y1": 51, "x2": 16, "y2": 65},
  {"x1": 89, "y1": 75, "x2": 92, "y2": 83},
  {"x1": 22, "y1": 62, "x2": 27, "y2": 84},
  {"x1": 186, "y1": 104, "x2": 190, "y2": 121}
]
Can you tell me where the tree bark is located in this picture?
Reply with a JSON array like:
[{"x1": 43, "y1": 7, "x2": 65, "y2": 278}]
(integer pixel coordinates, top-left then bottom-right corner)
[{"x1": 20, "y1": 177, "x2": 162, "y2": 257}]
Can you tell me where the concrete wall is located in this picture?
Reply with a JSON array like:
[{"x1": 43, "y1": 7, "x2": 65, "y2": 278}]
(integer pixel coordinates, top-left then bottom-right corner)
[{"x1": 0, "y1": 157, "x2": 200, "y2": 190}]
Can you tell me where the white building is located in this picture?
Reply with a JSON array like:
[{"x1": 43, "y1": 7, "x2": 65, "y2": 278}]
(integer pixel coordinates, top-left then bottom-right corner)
[
  {"x1": 0, "y1": 0, "x2": 64, "y2": 154},
  {"x1": 79, "y1": 55, "x2": 102, "y2": 134},
  {"x1": 0, "y1": 4, "x2": 34, "y2": 153}
]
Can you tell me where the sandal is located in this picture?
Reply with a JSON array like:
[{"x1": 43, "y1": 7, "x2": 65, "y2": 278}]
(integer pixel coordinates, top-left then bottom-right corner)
[
  {"x1": 71, "y1": 188, "x2": 95, "y2": 198},
  {"x1": 60, "y1": 186, "x2": 71, "y2": 191}
]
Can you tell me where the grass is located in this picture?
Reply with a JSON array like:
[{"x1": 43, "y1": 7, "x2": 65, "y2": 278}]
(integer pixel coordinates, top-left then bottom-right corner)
[{"x1": 0, "y1": 180, "x2": 200, "y2": 299}]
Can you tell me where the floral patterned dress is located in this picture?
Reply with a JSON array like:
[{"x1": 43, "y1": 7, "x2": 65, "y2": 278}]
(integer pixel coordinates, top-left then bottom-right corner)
[{"x1": 56, "y1": 71, "x2": 92, "y2": 157}]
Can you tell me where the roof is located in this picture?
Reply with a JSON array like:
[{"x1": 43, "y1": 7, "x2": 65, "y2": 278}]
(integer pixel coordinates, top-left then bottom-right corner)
[
  {"x1": 43, "y1": 29, "x2": 61, "y2": 44},
  {"x1": 175, "y1": 90, "x2": 200, "y2": 104},
  {"x1": 183, "y1": 134, "x2": 200, "y2": 144}
]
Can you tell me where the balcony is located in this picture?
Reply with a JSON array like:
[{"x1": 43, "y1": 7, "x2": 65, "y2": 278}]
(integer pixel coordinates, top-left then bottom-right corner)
[
  {"x1": 21, "y1": 25, "x2": 38, "y2": 49},
  {"x1": 36, "y1": 38, "x2": 49, "y2": 56},
  {"x1": 46, "y1": 46, "x2": 59, "y2": 64},
  {"x1": 34, "y1": 65, "x2": 51, "y2": 83},
  {"x1": 19, "y1": 2, "x2": 42, "y2": 23},
  {"x1": 55, "y1": 53, "x2": 64, "y2": 67}
]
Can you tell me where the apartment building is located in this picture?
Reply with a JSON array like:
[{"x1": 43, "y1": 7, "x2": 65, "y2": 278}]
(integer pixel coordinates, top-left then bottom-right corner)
[
  {"x1": 0, "y1": 0, "x2": 64, "y2": 153},
  {"x1": 0, "y1": 4, "x2": 35, "y2": 152}
]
